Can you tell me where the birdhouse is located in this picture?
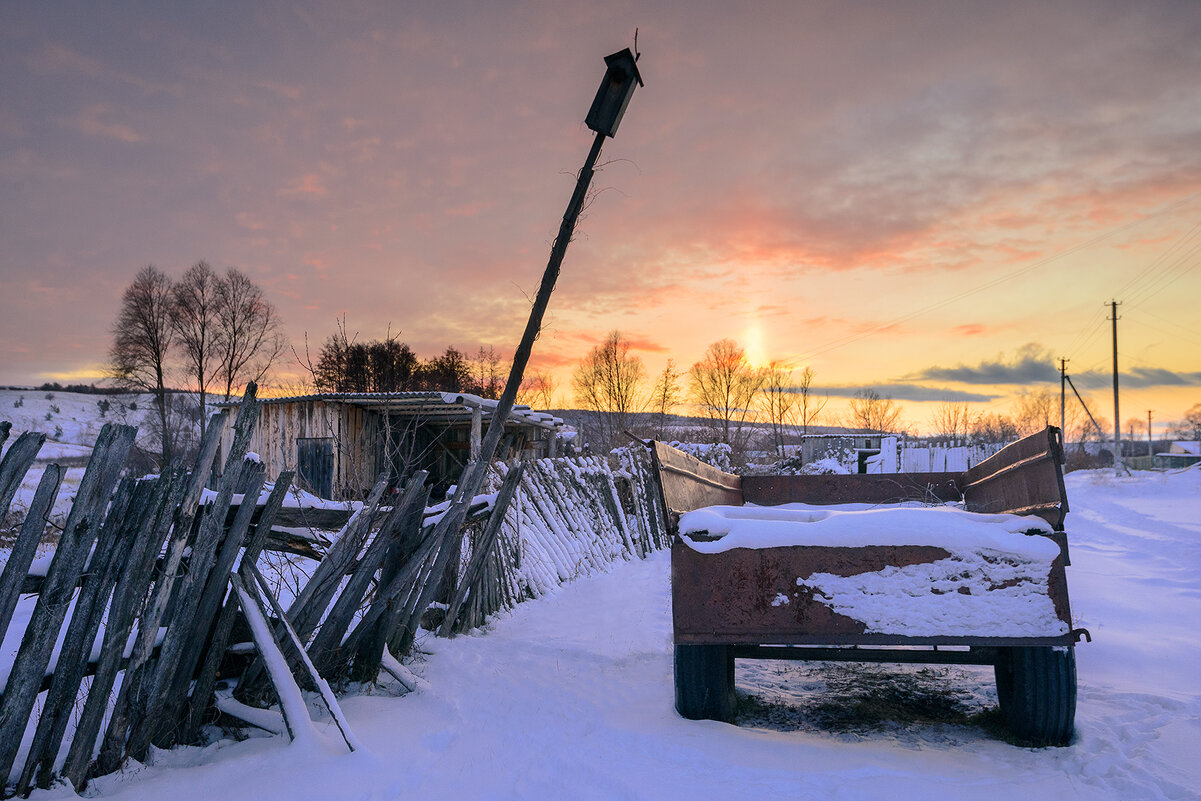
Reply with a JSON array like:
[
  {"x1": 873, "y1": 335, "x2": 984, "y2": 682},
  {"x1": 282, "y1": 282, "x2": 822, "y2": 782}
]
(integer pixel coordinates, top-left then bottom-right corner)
[{"x1": 585, "y1": 48, "x2": 644, "y2": 138}]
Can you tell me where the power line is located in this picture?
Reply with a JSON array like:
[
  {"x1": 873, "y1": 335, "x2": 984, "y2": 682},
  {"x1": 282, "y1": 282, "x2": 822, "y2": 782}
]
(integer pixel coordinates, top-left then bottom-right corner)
[
  {"x1": 1116, "y1": 220, "x2": 1201, "y2": 299},
  {"x1": 1123, "y1": 308, "x2": 1201, "y2": 348}
]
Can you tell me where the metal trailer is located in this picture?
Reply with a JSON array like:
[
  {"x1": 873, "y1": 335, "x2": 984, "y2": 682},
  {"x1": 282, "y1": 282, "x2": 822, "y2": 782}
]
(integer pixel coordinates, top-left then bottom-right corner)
[{"x1": 651, "y1": 427, "x2": 1088, "y2": 746}]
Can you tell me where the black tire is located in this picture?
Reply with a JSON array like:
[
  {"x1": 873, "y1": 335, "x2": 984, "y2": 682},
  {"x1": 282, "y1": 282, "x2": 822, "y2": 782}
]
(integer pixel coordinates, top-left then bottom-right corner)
[
  {"x1": 674, "y1": 644, "x2": 736, "y2": 722},
  {"x1": 994, "y1": 646, "x2": 1076, "y2": 746}
]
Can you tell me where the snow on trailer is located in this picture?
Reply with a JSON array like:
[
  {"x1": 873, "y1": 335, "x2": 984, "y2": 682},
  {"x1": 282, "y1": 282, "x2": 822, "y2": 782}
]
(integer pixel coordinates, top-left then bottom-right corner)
[{"x1": 652, "y1": 427, "x2": 1085, "y2": 746}]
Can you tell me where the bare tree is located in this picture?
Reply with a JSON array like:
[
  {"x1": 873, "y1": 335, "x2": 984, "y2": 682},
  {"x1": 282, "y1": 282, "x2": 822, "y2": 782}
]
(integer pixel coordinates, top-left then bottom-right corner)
[
  {"x1": 472, "y1": 346, "x2": 507, "y2": 399},
  {"x1": 849, "y1": 388, "x2": 902, "y2": 434},
  {"x1": 214, "y1": 268, "x2": 285, "y2": 400},
  {"x1": 760, "y1": 362, "x2": 796, "y2": 458},
  {"x1": 571, "y1": 331, "x2": 646, "y2": 452},
  {"x1": 971, "y1": 412, "x2": 1019, "y2": 444},
  {"x1": 108, "y1": 265, "x2": 176, "y2": 464},
  {"x1": 688, "y1": 339, "x2": 766, "y2": 455},
  {"x1": 1169, "y1": 402, "x2": 1201, "y2": 440},
  {"x1": 648, "y1": 359, "x2": 683, "y2": 439},
  {"x1": 171, "y1": 261, "x2": 222, "y2": 438},
  {"x1": 929, "y1": 400, "x2": 975, "y2": 440},
  {"x1": 517, "y1": 371, "x2": 558, "y2": 410},
  {"x1": 1013, "y1": 388, "x2": 1055, "y2": 436},
  {"x1": 794, "y1": 366, "x2": 827, "y2": 435}
]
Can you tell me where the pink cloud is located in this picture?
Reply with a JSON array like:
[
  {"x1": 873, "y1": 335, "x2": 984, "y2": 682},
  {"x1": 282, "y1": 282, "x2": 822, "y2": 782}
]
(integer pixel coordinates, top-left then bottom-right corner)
[{"x1": 72, "y1": 104, "x2": 143, "y2": 143}]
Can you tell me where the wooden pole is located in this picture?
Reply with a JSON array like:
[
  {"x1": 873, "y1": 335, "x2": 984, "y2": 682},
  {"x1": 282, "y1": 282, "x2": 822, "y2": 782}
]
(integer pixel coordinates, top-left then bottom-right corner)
[
  {"x1": 1110, "y1": 299, "x2": 1122, "y2": 474},
  {"x1": 402, "y1": 131, "x2": 609, "y2": 641}
]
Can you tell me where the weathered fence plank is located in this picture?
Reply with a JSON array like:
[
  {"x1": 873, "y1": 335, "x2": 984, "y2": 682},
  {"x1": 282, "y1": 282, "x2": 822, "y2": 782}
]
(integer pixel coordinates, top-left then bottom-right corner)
[
  {"x1": 17, "y1": 476, "x2": 141, "y2": 793},
  {"x1": 135, "y1": 389, "x2": 260, "y2": 756},
  {"x1": 95, "y1": 409, "x2": 230, "y2": 777},
  {"x1": 440, "y1": 462, "x2": 526, "y2": 637},
  {"x1": 152, "y1": 462, "x2": 267, "y2": 748},
  {"x1": 229, "y1": 572, "x2": 308, "y2": 745},
  {"x1": 351, "y1": 479, "x2": 433, "y2": 681},
  {"x1": 245, "y1": 564, "x2": 359, "y2": 752},
  {"x1": 61, "y1": 473, "x2": 181, "y2": 791},
  {"x1": 0, "y1": 464, "x2": 61, "y2": 646},
  {"x1": 0, "y1": 430, "x2": 45, "y2": 524},
  {"x1": 308, "y1": 473, "x2": 429, "y2": 679},
  {"x1": 182, "y1": 470, "x2": 295, "y2": 742},
  {"x1": 0, "y1": 423, "x2": 135, "y2": 789}
]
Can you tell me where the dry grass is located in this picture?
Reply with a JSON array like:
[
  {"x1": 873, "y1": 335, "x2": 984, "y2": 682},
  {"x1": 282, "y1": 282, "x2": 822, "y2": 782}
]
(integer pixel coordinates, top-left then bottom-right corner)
[{"x1": 736, "y1": 660, "x2": 1006, "y2": 741}]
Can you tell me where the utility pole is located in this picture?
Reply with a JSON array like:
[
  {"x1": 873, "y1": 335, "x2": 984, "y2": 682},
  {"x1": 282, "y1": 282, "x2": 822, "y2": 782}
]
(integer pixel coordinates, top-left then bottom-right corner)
[
  {"x1": 1109, "y1": 299, "x2": 1122, "y2": 474},
  {"x1": 1059, "y1": 357, "x2": 1069, "y2": 436},
  {"x1": 1147, "y1": 409, "x2": 1154, "y2": 458}
]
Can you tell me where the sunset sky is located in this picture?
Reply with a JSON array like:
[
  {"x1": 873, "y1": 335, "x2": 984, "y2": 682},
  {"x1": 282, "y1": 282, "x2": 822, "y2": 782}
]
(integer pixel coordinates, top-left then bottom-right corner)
[{"x1": 2, "y1": 1, "x2": 1200, "y2": 435}]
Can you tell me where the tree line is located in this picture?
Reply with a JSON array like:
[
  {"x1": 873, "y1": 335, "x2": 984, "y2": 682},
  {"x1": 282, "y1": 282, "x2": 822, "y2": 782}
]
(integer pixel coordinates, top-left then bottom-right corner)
[
  {"x1": 303, "y1": 317, "x2": 557, "y2": 408},
  {"x1": 566, "y1": 330, "x2": 1155, "y2": 465},
  {"x1": 569, "y1": 331, "x2": 831, "y2": 459}
]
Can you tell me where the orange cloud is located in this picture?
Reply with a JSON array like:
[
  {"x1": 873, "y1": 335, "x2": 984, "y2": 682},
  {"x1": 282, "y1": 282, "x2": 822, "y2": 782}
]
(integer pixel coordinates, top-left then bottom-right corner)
[{"x1": 277, "y1": 173, "x2": 327, "y2": 198}]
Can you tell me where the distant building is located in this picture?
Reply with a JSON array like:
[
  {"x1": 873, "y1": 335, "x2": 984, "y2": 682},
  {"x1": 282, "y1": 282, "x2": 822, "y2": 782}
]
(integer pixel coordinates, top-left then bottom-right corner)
[
  {"x1": 784, "y1": 433, "x2": 886, "y2": 474},
  {"x1": 1154, "y1": 441, "x2": 1201, "y2": 469},
  {"x1": 217, "y1": 392, "x2": 569, "y2": 499}
]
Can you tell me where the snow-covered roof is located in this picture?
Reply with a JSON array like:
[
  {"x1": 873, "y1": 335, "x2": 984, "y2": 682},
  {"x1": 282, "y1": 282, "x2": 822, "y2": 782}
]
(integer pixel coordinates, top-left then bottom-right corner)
[
  {"x1": 216, "y1": 391, "x2": 564, "y2": 431},
  {"x1": 1169, "y1": 441, "x2": 1200, "y2": 455}
]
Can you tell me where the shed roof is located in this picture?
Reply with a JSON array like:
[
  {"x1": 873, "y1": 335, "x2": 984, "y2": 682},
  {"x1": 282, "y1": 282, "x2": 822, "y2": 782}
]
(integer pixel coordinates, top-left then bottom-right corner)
[{"x1": 217, "y1": 391, "x2": 564, "y2": 431}]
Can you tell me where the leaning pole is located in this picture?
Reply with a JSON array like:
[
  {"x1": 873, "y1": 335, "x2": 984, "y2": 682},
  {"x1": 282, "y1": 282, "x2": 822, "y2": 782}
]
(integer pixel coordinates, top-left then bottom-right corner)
[{"x1": 410, "y1": 47, "x2": 644, "y2": 620}]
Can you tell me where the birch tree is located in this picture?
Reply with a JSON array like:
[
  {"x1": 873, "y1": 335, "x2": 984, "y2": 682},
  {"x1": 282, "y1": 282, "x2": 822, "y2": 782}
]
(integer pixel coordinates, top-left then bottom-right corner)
[
  {"x1": 571, "y1": 331, "x2": 646, "y2": 451},
  {"x1": 688, "y1": 339, "x2": 765, "y2": 455},
  {"x1": 849, "y1": 388, "x2": 902, "y2": 434}
]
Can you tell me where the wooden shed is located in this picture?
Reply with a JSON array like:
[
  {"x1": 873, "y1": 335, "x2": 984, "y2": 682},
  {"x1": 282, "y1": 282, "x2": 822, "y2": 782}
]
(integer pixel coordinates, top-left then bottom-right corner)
[{"x1": 217, "y1": 392, "x2": 567, "y2": 500}]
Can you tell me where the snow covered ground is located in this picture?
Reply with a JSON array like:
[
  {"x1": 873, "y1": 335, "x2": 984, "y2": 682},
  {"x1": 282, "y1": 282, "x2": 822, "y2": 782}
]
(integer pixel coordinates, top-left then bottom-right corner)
[{"x1": 24, "y1": 466, "x2": 1201, "y2": 800}]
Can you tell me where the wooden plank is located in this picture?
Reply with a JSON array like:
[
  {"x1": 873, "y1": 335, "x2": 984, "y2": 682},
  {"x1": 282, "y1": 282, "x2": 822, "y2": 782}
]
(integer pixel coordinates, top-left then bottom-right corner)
[
  {"x1": 0, "y1": 430, "x2": 45, "y2": 523},
  {"x1": 133, "y1": 390, "x2": 260, "y2": 756},
  {"x1": 246, "y1": 564, "x2": 359, "y2": 752},
  {"x1": 61, "y1": 475, "x2": 177, "y2": 791},
  {"x1": 0, "y1": 423, "x2": 135, "y2": 786},
  {"x1": 182, "y1": 470, "x2": 294, "y2": 741},
  {"x1": 307, "y1": 472, "x2": 429, "y2": 679},
  {"x1": 17, "y1": 476, "x2": 141, "y2": 793},
  {"x1": 0, "y1": 463, "x2": 61, "y2": 643},
  {"x1": 439, "y1": 462, "x2": 525, "y2": 637},
  {"x1": 350, "y1": 479, "x2": 432, "y2": 680},
  {"x1": 235, "y1": 474, "x2": 390, "y2": 703},
  {"x1": 228, "y1": 573, "x2": 305, "y2": 744},
  {"x1": 341, "y1": 524, "x2": 441, "y2": 659},
  {"x1": 94, "y1": 409, "x2": 231, "y2": 776},
  {"x1": 154, "y1": 463, "x2": 267, "y2": 746}
]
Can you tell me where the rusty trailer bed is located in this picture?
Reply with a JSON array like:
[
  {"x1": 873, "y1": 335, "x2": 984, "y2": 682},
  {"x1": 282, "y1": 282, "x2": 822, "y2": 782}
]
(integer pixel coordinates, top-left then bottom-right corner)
[{"x1": 652, "y1": 427, "x2": 1083, "y2": 746}]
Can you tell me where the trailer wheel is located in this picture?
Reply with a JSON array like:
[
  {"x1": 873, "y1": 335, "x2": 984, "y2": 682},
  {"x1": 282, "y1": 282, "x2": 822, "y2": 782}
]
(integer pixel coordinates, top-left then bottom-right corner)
[
  {"x1": 674, "y1": 644, "x2": 736, "y2": 722},
  {"x1": 994, "y1": 646, "x2": 1076, "y2": 746}
]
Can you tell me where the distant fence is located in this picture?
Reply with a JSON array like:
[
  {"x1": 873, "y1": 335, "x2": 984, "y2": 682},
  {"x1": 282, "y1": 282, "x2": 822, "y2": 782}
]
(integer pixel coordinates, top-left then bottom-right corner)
[
  {"x1": 0, "y1": 390, "x2": 664, "y2": 797},
  {"x1": 868, "y1": 437, "x2": 1007, "y2": 474}
]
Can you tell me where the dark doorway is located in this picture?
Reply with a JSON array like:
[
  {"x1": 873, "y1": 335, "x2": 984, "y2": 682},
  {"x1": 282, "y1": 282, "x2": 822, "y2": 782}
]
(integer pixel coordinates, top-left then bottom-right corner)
[{"x1": 297, "y1": 437, "x2": 334, "y2": 498}]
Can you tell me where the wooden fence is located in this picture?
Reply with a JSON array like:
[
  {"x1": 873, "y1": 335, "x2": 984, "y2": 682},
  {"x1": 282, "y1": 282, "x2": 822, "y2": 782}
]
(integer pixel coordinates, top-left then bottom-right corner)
[{"x1": 0, "y1": 388, "x2": 665, "y2": 797}]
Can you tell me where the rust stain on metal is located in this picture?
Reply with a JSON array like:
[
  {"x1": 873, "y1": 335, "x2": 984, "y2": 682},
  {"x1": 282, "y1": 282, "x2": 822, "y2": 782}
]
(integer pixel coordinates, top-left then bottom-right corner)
[{"x1": 672, "y1": 541, "x2": 951, "y2": 642}]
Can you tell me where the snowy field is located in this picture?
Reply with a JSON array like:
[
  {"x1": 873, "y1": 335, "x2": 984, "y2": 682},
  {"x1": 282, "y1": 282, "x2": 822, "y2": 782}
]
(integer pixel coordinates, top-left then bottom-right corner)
[{"x1": 18, "y1": 466, "x2": 1201, "y2": 800}]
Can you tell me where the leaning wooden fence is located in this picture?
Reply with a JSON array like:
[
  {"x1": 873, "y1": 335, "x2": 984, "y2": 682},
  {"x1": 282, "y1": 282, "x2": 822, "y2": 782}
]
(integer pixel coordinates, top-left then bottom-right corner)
[{"x1": 0, "y1": 389, "x2": 665, "y2": 797}]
